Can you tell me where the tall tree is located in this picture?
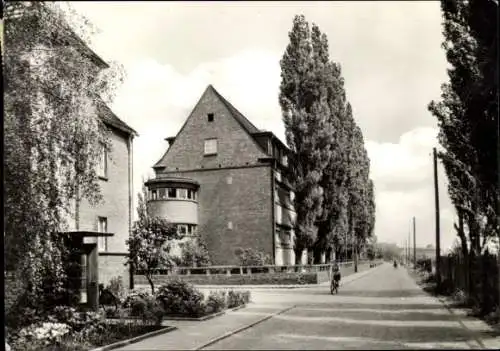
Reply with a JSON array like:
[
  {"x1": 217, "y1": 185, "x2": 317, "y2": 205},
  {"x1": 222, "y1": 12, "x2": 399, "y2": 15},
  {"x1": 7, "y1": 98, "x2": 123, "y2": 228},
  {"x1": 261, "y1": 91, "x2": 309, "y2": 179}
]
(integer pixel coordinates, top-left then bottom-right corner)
[
  {"x1": 311, "y1": 24, "x2": 352, "y2": 263},
  {"x1": 3, "y1": 1, "x2": 124, "y2": 313},
  {"x1": 428, "y1": 0, "x2": 498, "y2": 307},
  {"x1": 429, "y1": 0, "x2": 498, "y2": 258},
  {"x1": 279, "y1": 15, "x2": 335, "y2": 261}
]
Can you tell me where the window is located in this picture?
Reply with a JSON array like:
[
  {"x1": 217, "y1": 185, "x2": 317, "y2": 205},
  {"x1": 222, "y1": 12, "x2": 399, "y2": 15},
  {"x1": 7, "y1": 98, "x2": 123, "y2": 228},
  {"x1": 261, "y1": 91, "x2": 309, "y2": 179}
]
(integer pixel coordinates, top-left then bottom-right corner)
[
  {"x1": 152, "y1": 190, "x2": 158, "y2": 200},
  {"x1": 80, "y1": 254, "x2": 87, "y2": 303},
  {"x1": 98, "y1": 144, "x2": 108, "y2": 179},
  {"x1": 97, "y1": 217, "x2": 108, "y2": 252},
  {"x1": 178, "y1": 189, "x2": 188, "y2": 199},
  {"x1": 177, "y1": 224, "x2": 188, "y2": 236},
  {"x1": 282, "y1": 155, "x2": 288, "y2": 167},
  {"x1": 167, "y1": 188, "x2": 177, "y2": 198},
  {"x1": 158, "y1": 188, "x2": 167, "y2": 199},
  {"x1": 204, "y1": 138, "x2": 217, "y2": 155},
  {"x1": 187, "y1": 189, "x2": 194, "y2": 200},
  {"x1": 207, "y1": 113, "x2": 214, "y2": 122}
]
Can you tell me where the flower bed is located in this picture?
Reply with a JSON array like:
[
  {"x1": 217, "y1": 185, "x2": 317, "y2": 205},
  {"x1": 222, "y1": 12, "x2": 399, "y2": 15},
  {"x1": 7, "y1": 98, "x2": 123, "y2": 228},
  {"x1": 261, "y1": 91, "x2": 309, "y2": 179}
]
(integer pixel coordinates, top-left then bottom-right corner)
[
  {"x1": 6, "y1": 307, "x2": 171, "y2": 351},
  {"x1": 106, "y1": 280, "x2": 251, "y2": 321}
]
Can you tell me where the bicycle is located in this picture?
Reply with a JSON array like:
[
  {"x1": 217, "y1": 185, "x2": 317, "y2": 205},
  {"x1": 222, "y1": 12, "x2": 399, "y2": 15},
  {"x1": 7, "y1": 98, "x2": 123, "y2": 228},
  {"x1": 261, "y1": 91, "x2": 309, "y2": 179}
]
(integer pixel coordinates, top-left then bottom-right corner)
[{"x1": 330, "y1": 278, "x2": 339, "y2": 295}]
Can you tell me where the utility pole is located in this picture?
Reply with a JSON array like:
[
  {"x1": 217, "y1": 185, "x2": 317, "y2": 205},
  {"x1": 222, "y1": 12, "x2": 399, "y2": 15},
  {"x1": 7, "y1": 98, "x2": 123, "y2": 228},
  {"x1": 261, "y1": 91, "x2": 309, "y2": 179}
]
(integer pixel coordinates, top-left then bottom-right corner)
[
  {"x1": 413, "y1": 217, "x2": 417, "y2": 268},
  {"x1": 433, "y1": 147, "x2": 441, "y2": 287},
  {"x1": 408, "y1": 224, "x2": 411, "y2": 266},
  {"x1": 405, "y1": 239, "x2": 408, "y2": 266},
  {"x1": 497, "y1": 74, "x2": 500, "y2": 313}
]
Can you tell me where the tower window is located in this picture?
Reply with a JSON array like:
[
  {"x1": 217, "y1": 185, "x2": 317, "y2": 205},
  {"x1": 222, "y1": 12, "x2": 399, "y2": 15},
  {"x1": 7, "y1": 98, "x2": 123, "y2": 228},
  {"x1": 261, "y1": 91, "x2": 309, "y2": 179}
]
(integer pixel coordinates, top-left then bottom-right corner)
[{"x1": 207, "y1": 113, "x2": 214, "y2": 122}]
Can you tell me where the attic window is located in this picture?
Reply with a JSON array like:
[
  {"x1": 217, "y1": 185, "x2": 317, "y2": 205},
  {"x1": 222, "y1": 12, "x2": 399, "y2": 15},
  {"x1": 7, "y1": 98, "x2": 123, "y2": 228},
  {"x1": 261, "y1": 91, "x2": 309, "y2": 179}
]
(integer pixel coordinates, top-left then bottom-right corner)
[{"x1": 207, "y1": 113, "x2": 214, "y2": 122}]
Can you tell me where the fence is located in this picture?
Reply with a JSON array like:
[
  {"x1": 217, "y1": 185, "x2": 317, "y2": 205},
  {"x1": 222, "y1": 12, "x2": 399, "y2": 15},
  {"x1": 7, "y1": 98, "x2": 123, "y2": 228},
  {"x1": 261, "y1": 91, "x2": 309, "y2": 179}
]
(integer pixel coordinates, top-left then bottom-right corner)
[
  {"x1": 136, "y1": 260, "x2": 365, "y2": 277},
  {"x1": 134, "y1": 260, "x2": 381, "y2": 286},
  {"x1": 439, "y1": 252, "x2": 499, "y2": 311}
]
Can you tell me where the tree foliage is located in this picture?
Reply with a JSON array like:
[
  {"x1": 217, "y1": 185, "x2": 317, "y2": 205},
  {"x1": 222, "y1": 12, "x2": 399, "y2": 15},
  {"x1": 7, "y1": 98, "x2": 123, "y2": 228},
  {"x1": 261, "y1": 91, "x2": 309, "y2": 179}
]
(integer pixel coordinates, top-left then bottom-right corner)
[
  {"x1": 3, "y1": 1, "x2": 124, "y2": 315},
  {"x1": 279, "y1": 15, "x2": 335, "y2": 258},
  {"x1": 179, "y1": 236, "x2": 211, "y2": 267},
  {"x1": 234, "y1": 248, "x2": 272, "y2": 266},
  {"x1": 280, "y1": 15, "x2": 375, "y2": 263},
  {"x1": 428, "y1": 0, "x2": 498, "y2": 257},
  {"x1": 126, "y1": 186, "x2": 181, "y2": 294}
]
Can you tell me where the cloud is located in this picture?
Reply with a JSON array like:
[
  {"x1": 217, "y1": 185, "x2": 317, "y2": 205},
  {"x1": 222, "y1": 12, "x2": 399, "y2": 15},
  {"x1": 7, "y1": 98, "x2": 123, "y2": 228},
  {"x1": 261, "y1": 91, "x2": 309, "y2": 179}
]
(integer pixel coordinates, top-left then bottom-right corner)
[{"x1": 366, "y1": 128, "x2": 457, "y2": 251}]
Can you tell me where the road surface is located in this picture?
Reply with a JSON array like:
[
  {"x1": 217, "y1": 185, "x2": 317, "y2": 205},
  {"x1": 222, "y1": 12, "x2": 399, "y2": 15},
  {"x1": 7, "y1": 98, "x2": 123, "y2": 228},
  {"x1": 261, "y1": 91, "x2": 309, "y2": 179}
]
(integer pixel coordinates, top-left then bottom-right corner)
[{"x1": 201, "y1": 263, "x2": 493, "y2": 350}]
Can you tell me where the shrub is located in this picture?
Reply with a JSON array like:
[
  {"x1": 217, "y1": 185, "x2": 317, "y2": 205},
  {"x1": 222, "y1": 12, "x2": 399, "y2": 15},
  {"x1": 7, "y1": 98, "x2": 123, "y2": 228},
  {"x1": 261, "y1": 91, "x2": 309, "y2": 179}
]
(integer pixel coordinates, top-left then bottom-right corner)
[
  {"x1": 226, "y1": 290, "x2": 246, "y2": 308},
  {"x1": 241, "y1": 291, "x2": 251, "y2": 304},
  {"x1": 122, "y1": 289, "x2": 152, "y2": 308},
  {"x1": 107, "y1": 276, "x2": 126, "y2": 303},
  {"x1": 129, "y1": 294, "x2": 164, "y2": 326},
  {"x1": 205, "y1": 291, "x2": 226, "y2": 314},
  {"x1": 12, "y1": 322, "x2": 71, "y2": 349},
  {"x1": 180, "y1": 237, "x2": 211, "y2": 267},
  {"x1": 234, "y1": 247, "x2": 271, "y2": 266},
  {"x1": 156, "y1": 279, "x2": 206, "y2": 317}
]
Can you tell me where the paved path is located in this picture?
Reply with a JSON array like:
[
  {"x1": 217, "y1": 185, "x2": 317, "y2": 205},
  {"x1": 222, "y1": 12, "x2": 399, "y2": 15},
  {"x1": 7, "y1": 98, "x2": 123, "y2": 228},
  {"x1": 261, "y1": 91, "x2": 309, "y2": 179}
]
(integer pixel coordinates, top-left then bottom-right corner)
[{"x1": 116, "y1": 263, "x2": 500, "y2": 350}]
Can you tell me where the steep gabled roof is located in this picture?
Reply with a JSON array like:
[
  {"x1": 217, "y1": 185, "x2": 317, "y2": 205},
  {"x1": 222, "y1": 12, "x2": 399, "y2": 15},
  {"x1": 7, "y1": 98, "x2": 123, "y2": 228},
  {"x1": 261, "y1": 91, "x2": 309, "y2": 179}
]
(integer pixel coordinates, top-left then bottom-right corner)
[
  {"x1": 209, "y1": 85, "x2": 261, "y2": 134},
  {"x1": 154, "y1": 84, "x2": 290, "y2": 170},
  {"x1": 96, "y1": 99, "x2": 138, "y2": 137}
]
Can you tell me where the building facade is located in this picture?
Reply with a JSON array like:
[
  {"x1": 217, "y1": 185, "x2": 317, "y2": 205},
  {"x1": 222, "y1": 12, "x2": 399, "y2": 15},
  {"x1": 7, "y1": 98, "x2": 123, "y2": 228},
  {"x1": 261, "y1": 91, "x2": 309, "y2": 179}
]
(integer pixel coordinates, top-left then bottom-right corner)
[
  {"x1": 67, "y1": 102, "x2": 137, "y2": 289},
  {"x1": 147, "y1": 85, "x2": 300, "y2": 265}
]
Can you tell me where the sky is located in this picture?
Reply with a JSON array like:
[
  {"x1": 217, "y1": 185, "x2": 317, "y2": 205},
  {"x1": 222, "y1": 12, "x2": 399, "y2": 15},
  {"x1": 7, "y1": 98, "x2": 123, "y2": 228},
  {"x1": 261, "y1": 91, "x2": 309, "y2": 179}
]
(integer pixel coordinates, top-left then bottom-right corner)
[{"x1": 71, "y1": 1, "x2": 458, "y2": 252}]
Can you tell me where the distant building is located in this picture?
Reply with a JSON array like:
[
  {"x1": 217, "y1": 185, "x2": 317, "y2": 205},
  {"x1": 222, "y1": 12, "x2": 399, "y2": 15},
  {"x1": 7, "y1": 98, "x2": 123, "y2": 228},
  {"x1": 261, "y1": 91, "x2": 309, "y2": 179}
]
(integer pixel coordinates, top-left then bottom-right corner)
[{"x1": 146, "y1": 85, "x2": 301, "y2": 265}]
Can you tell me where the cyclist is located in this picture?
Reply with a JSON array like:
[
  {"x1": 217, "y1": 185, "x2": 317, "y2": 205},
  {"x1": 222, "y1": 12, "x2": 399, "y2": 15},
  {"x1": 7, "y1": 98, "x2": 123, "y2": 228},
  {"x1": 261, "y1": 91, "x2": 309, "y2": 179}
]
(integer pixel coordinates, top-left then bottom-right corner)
[{"x1": 330, "y1": 263, "x2": 341, "y2": 294}]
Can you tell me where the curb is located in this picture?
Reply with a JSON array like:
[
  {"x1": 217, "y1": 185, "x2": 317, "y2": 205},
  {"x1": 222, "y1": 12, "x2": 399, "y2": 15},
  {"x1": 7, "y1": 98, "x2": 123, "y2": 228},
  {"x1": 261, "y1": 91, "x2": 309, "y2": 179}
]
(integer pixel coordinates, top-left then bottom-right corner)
[
  {"x1": 192, "y1": 304, "x2": 297, "y2": 350},
  {"x1": 163, "y1": 304, "x2": 247, "y2": 321},
  {"x1": 105, "y1": 304, "x2": 248, "y2": 323},
  {"x1": 89, "y1": 325, "x2": 177, "y2": 351}
]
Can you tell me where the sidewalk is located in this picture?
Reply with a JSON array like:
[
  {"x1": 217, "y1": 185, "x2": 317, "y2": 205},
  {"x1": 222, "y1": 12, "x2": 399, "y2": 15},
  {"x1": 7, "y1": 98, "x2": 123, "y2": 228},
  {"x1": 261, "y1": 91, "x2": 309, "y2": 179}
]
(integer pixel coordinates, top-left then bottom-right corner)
[
  {"x1": 115, "y1": 265, "x2": 383, "y2": 351},
  {"x1": 408, "y1": 268, "x2": 500, "y2": 349}
]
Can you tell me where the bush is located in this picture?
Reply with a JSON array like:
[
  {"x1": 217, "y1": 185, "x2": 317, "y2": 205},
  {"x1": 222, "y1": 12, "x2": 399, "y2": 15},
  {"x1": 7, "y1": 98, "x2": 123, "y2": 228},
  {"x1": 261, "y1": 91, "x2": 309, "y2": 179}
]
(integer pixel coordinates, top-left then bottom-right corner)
[
  {"x1": 241, "y1": 291, "x2": 251, "y2": 304},
  {"x1": 122, "y1": 289, "x2": 152, "y2": 308},
  {"x1": 156, "y1": 279, "x2": 206, "y2": 317},
  {"x1": 226, "y1": 290, "x2": 247, "y2": 308},
  {"x1": 180, "y1": 238, "x2": 211, "y2": 267},
  {"x1": 107, "y1": 276, "x2": 126, "y2": 303},
  {"x1": 234, "y1": 248, "x2": 271, "y2": 266},
  {"x1": 205, "y1": 291, "x2": 226, "y2": 314},
  {"x1": 129, "y1": 294, "x2": 164, "y2": 326},
  {"x1": 10, "y1": 322, "x2": 71, "y2": 349}
]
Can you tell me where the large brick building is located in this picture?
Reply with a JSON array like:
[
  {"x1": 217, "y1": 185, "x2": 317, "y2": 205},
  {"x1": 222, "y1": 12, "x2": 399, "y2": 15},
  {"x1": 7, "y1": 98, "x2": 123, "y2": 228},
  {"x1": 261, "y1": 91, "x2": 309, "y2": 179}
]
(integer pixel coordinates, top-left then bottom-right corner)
[{"x1": 146, "y1": 85, "x2": 301, "y2": 265}]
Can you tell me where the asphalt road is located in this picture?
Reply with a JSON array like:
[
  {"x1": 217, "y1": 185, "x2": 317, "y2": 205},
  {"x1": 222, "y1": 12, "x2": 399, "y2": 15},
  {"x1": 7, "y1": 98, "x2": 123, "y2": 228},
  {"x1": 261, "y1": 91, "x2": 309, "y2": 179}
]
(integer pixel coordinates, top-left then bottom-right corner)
[{"x1": 201, "y1": 263, "x2": 492, "y2": 350}]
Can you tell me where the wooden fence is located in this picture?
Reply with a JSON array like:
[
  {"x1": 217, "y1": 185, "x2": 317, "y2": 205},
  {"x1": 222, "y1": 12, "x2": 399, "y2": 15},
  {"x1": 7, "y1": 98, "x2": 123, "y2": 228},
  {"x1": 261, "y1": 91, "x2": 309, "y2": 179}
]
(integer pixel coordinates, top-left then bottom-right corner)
[{"x1": 440, "y1": 252, "x2": 499, "y2": 309}]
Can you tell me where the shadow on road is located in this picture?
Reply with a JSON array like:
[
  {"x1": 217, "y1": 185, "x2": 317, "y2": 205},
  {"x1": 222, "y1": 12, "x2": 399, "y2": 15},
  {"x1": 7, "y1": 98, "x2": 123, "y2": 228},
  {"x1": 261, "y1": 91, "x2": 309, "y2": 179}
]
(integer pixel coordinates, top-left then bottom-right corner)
[{"x1": 337, "y1": 289, "x2": 426, "y2": 298}]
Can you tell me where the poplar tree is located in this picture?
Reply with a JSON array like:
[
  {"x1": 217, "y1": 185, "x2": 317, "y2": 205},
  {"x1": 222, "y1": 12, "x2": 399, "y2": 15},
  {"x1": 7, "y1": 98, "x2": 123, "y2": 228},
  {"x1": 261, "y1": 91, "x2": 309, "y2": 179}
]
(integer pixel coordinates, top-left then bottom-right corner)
[
  {"x1": 428, "y1": 0, "x2": 498, "y2": 310},
  {"x1": 279, "y1": 15, "x2": 335, "y2": 261}
]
